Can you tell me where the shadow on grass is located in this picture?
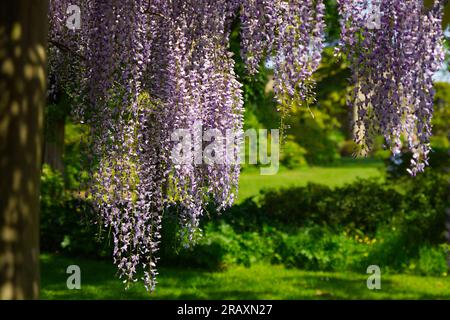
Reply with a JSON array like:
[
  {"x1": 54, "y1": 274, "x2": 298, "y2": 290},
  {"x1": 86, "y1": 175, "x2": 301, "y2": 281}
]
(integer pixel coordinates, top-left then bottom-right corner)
[{"x1": 40, "y1": 254, "x2": 450, "y2": 300}]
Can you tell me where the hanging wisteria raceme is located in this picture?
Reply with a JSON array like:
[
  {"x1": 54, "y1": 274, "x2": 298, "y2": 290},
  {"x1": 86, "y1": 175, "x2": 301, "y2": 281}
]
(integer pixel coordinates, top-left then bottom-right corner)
[
  {"x1": 336, "y1": 0, "x2": 446, "y2": 175},
  {"x1": 239, "y1": 0, "x2": 326, "y2": 106},
  {"x1": 49, "y1": 0, "x2": 160, "y2": 288},
  {"x1": 48, "y1": 0, "x2": 328, "y2": 290},
  {"x1": 48, "y1": 0, "x2": 84, "y2": 103},
  {"x1": 273, "y1": 0, "x2": 325, "y2": 105},
  {"x1": 144, "y1": 0, "x2": 244, "y2": 247},
  {"x1": 240, "y1": 0, "x2": 278, "y2": 74},
  {"x1": 85, "y1": 0, "x2": 170, "y2": 290},
  {"x1": 48, "y1": 0, "x2": 247, "y2": 290}
]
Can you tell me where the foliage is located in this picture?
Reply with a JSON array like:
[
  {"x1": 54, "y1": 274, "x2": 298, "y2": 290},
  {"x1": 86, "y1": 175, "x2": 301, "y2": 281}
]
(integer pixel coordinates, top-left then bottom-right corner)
[
  {"x1": 237, "y1": 164, "x2": 383, "y2": 202},
  {"x1": 280, "y1": 137, "x2": 308, "y2": 169},
  {"x1": 433, "y1": 82, "x2": 450, "y2": 139},
  {"x1": 147, "y1": 172, "x2": 450, "y2": 275},
  {"x1": 288, "y1": 109, "x2": 343, "y2": 164},
  {"x1": 394, "y1": 171, "x2": 449, "y2": 246},
  {"x1": 273, "y1": 226, "x2": 366, "y2": 271},
  {"x1": 415, "y1": 245, "x2": 449, "y2": 276},
  {"x1": 339, "y1": 140, "x2": 358, "y2": 157},
  {"x1": 40, "y1": 165, "x2": 109, "y2": 257},
  {"x1": 49, "y1": 0, "x2": 329, "y2": 289},
  {"x1": 313, "y1": 47, "x2": 351, "y2": 135},
  {"x1": 62, "y1": 122, "x2": 90, "y2": 190},
  {"x1": 40, "y1": 163, "x2": 383, "y2": 258},
  {"x1": 40, "y1": 165, "x2": 449, "y2": 277},
  {"x1": 40, "y1": 165, "x2": 67, "y2": 208},
  {"x1": 252, "y1": 179, "x2": 403, "y2": 234},
  {"x1": 158, "y1": 220, "x2": 448, "y2": 276},
  {"x1": 366, "y1": 231, "x2": 448, "y2": 276}
]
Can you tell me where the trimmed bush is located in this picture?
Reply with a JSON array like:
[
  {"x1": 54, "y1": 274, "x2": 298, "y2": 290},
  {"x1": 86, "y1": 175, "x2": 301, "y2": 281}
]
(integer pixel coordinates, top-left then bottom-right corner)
[{"x1": 40, "y1": 165, "x2": 449, "y2": 276}]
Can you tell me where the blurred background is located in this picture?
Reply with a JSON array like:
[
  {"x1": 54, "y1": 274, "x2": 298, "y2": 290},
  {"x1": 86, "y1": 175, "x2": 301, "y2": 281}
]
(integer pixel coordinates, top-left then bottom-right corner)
[{"x1": 40, "y1": 1, "x2": 450, "y2": 299}]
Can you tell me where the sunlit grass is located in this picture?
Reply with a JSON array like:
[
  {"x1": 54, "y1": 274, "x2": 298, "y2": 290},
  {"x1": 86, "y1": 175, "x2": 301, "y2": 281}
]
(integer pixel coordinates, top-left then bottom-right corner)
[
  {"x1": 238, "y1": 161, "x2": 384, "y2": 202},
  {"x1": 41, "y1": 254, "x2": 449, "y2": 300}
]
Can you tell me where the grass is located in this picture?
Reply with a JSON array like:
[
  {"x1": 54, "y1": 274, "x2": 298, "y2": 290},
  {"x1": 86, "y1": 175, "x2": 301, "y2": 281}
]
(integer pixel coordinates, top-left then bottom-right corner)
[
  {"x1": 237, "y1": 160, "x2": 384, "y2": 202},
  {"x1": 41, "y1": 254, "x2": 450, "y2": 300}
]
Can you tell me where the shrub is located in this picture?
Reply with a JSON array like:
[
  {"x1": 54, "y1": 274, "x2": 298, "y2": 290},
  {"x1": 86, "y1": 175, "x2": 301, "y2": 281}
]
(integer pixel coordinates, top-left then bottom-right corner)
[
  {"x1": 159, "y1": 219, "x2": 238, "y2": 270},
  {"x1": 364, "y1": 227, "x2": 416, "y2": 272},
  {"x1": 287, "y1": 110, "x2": 343, "y2": 165},
  {"x1": 415, "y1": 245, "x2": 449, "y2": 276},
  {"x1": 258, "y1": 179, "x2": 404, "y2": 234},
  {"x1": 363, "y1": 226, "x2": 449, "y2": 275},
  {"x1": 280, "y1": 138, "x2": 308, "y2": 169},
  {"x1": 40, "y1": 164, "x2": 448, "y2": 277},
  {"x1": 161, "y1": 221, "x2": 447, "y2": 277},
  {"x1": 274, "y1": 226, "x2": 368, "y2": 271},
  {"x1": 40, "y1": 165, "x2": 110, "y2": 257},
  {"x1": 40, "y1": 164, "x2": 66, "y2": 207},
  {"x1": 159, "y1": 219, "x2": 282, "y2": 269},
  {"x1": 393, "y1": 171, "x2": 449, "y2": 246},
  {"x1": 339, "y1": 140, "x2": 358, "y2": 157}
]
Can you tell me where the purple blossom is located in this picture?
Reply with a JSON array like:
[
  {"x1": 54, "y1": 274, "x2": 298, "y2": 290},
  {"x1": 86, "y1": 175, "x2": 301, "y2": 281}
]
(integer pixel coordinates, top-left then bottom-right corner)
[{"x1": 337, "y1": 0, "x2": 445, "y2": 175}]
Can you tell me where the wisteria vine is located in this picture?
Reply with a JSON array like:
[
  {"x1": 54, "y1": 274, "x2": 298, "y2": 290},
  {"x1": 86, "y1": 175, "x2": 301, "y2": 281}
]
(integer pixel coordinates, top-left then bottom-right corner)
[
  {"x1": 47, "y1": 0, "x2": 446, "y2": 290},
  {"x1": 336, "y1": 0, "x2": 445, "y2": 175}
]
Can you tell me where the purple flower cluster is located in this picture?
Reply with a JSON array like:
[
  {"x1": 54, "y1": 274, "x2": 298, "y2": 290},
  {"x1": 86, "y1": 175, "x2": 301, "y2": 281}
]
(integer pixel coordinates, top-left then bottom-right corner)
[
  {"x1": 239, "y1": 0, "x2": 326, "y2": 106},
  {"x1": 49, "y1": 0, "x2": 245, "y2": 291},
  {"x1": 337, "y1": 0, "x2": 445, "y2": 175},
  {"x1": 143, "y1": 1, "x2": 244, "y2": 274},
  {"x1": 240, "y1": 0, "x2": 278, "y2": 74}
]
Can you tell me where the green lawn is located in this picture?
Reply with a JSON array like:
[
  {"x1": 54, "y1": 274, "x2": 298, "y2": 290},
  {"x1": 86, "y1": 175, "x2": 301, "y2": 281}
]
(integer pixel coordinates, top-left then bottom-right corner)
[
  {"x1": 238, "y1": 161, "x2": 384, "y2": 202},
  {"x1": 41, "y1": 254, "x2": 450, "y2": 300}
]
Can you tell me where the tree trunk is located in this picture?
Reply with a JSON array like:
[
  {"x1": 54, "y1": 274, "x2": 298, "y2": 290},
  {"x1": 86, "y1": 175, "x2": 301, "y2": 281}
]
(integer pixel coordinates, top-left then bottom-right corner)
[
  {"x1": 0, "y1": 1, "x2": 48, "y2": 299},
  {"x1": 44, "y1": 115, "x2": 65, "y2": 174}
]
